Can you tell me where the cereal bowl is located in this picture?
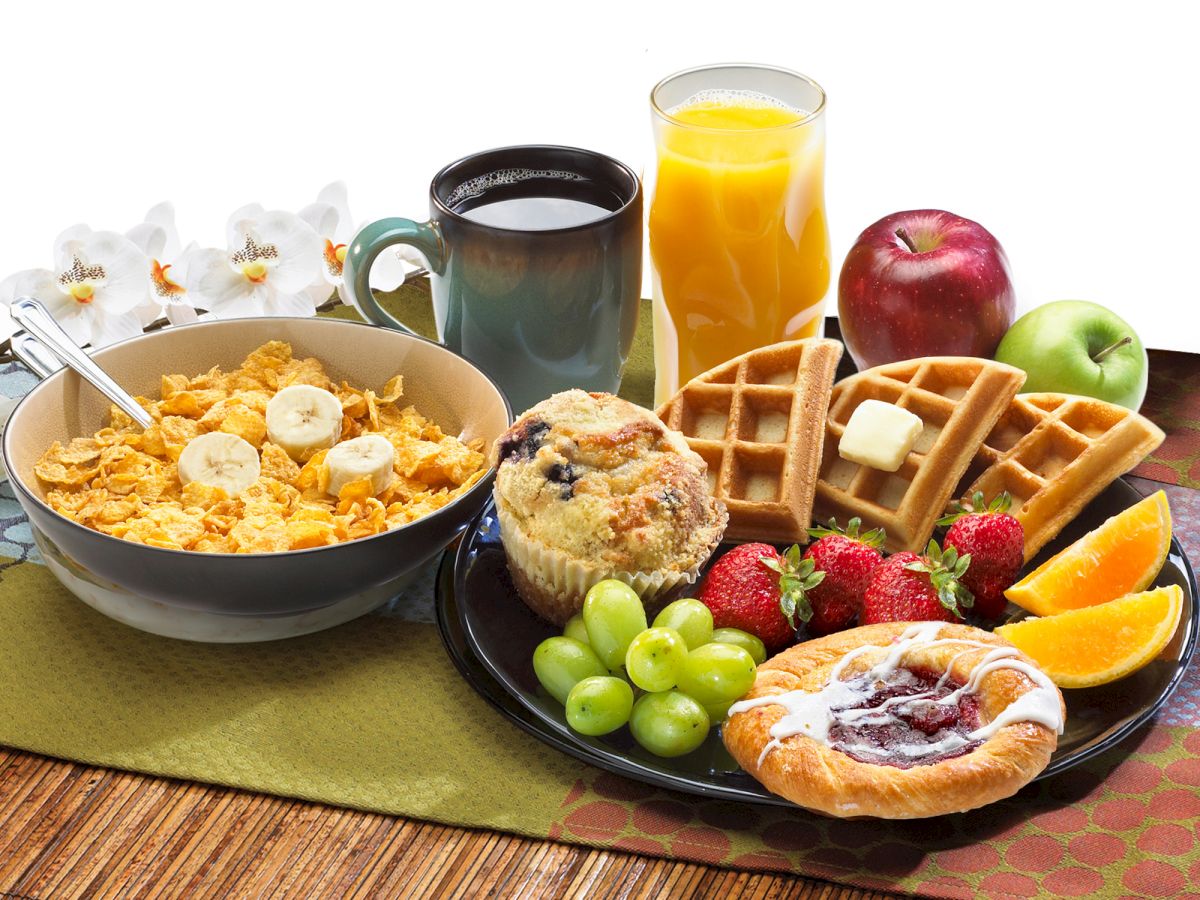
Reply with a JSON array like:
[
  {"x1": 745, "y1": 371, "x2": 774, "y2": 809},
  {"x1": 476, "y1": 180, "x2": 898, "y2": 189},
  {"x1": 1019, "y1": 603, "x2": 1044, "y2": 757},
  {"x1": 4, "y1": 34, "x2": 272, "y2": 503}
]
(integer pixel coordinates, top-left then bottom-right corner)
[{"x1": 1, "y1": 317, "x2": 511, "y2": 641}]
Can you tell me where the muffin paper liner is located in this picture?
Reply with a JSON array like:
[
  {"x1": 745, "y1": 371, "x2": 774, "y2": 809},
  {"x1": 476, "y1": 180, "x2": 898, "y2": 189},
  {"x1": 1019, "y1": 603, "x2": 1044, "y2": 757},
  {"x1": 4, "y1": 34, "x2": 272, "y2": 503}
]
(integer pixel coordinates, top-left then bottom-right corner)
[{"x1": 494, "y1": 496, "x2": 721, "y2": 625}]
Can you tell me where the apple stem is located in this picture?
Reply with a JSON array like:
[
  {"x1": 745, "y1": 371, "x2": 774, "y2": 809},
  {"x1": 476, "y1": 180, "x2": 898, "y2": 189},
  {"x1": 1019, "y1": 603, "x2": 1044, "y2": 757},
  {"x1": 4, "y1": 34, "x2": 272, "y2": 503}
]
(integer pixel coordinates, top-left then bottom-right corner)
[
  {"x1": 1091, "y1": 335, "x2": 1133, "y2": 364},
  {"x1": 894, "y1": 227, "x2": 919, "y2": 253}
]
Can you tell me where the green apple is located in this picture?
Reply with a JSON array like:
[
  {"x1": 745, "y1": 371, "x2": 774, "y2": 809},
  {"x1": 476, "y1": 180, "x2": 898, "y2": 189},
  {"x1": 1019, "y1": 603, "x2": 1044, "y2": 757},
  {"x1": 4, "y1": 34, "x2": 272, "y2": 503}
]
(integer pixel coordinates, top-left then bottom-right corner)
[{"x1": 994, "y1": 300, "x2": 1148, "y2": 410}]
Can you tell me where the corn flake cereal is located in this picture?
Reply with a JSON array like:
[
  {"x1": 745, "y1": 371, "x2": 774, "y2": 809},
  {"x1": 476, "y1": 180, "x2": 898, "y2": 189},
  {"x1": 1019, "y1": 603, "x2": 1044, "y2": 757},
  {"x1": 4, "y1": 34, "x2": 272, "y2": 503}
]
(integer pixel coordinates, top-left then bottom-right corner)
[{"x1": 35, "y1": 342, "x2": 486, "y2": 553}]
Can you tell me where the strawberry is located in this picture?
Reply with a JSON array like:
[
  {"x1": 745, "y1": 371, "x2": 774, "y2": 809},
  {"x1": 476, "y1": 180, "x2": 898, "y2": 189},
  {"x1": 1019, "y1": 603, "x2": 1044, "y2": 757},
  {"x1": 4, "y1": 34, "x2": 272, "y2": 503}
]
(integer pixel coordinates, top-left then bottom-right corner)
[
  {"x1": 861, "y1": 540, "x2": 974, "y2": 625},
  {"x1": 800, "y1": 517, "x2": 886, "y2": 635},
  {"x1": 696, "y1": 543, "x2": 823, "y2": 652},
  {"x1": 939, "y1": 491, "x2": 1024, "y2": 620}
]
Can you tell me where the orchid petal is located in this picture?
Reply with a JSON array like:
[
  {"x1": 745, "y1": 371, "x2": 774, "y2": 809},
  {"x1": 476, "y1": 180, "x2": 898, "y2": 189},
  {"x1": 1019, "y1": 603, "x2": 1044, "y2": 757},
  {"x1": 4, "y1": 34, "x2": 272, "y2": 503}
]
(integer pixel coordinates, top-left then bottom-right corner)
[
  {"x1": 135, "y1": 296, "x2": 165, "y2": 327},
  {"x1": 299, "y1": 200, "x2": 340, "y2": 240},
  {"x1": 48, "y1": 301, "x2": 93, "y2": 346},
  {"x1": 307, "y1": 281, "x2": 336, "y2": 308},
  {"x1": 298, "y1": 208, "x2": 346, "y2": 287},
  {"x1": 395, "y1": 244, "x2": 431, "y2": 268},
  {"x1": 317, "y1": 181, "x2": 349, "y2": 215},
  {"x1": 0, "y1": 269, "x2": 96, "y2": 345},
  {"x1": 52, "y1": 224, "x2": 95, "y2": 271},
  {"x1": 165, "y1": 301, "x2": 200, "y2": 326},
  {"x1": 169, "y1": 242, "x2": 201, "y2": 285},
  {"x1": 76, "y1": 231, "x2": 152, "y2": 314},
  {"x1": 209, "y1": 291, "x2": 267, "y2": 318},
  {"x1": 226, "y1": 203, "x2": 266, "y2": 248},
  {"x1": 264, "y1": 289, "x2": 318, "y2": 318},
  {"x1": 369, "y1": 248, "x2": 412, "y2": 291},
  {"x1": 316, "y1": 181, "x2": 352, "y2": 241},
  {"x1": 89, "y1": 309, "x2": 146, "y2": 347},
  {"x1": 248, "y1": 211, "x2": 322, "y2": 293},
  {"x1": 144, "y1": 202, "x2": 182, "y2": 259},
  {"x1": 218, "y1": 285, "x2": 269, "y2": 318},
  {"x1": 0, "y1": 268, "x2": 60, "y2": 306},
  {"x1": 185, "y1": 247, "x2": 257, "y2": 316},
  {"x1": 126, "y1": 221, "x2": 168, "y2": 259}
]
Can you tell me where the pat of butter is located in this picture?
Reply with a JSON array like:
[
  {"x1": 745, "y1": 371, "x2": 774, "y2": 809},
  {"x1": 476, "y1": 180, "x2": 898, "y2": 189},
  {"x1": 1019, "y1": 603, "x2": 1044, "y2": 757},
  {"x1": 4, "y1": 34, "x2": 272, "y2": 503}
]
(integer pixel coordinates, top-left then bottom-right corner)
[{"x1": 838, "y1": 400, "x2": 923, "y2": 472}]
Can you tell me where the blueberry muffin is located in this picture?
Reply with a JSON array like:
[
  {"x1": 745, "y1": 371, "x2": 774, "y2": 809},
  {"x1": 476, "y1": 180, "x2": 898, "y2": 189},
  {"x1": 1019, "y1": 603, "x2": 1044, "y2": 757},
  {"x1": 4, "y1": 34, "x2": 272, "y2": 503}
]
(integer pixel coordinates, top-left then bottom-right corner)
[{"x1": 491, "y1": 390, "x2": 728, "y2": 624}]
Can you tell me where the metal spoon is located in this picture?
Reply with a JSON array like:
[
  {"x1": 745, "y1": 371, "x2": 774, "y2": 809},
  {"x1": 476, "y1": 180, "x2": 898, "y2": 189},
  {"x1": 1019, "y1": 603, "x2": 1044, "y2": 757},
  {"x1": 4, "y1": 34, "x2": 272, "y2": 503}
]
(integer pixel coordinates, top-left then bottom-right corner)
[{"x1": 9, "y1": 296, "x2": 155, "y2": 429}]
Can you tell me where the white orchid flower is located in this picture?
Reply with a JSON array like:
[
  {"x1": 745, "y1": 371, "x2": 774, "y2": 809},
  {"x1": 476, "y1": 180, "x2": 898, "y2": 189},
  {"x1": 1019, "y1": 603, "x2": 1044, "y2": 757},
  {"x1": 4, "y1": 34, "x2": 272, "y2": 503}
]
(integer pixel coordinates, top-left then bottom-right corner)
[
  {"x1": 126, "y1": 202, "x2": 201, "y2": 327},
  {"x1": 299, "y1": 181, "x2": 410, "y2": 309},
  {"x1": 0, "y1": 226, "x2": 151, "y2": 347},
  {"x1": 184, "y1": 206, "x2": 322, "y2": 319}
]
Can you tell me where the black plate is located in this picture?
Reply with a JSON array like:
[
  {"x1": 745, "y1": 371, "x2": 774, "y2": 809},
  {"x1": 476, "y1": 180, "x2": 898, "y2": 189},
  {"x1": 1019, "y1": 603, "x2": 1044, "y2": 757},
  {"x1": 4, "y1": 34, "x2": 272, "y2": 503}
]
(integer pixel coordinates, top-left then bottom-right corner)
[{"x1": 435, "y1": 478, "x2": 1198, "y2": 806}]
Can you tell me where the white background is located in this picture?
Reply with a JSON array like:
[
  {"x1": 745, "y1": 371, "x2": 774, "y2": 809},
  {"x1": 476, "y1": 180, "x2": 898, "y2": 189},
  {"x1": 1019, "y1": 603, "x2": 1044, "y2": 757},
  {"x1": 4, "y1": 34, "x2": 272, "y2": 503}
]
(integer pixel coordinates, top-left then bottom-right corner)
[{"x1": 2, "y1": 0, "x2": 1198, "y2": 351}]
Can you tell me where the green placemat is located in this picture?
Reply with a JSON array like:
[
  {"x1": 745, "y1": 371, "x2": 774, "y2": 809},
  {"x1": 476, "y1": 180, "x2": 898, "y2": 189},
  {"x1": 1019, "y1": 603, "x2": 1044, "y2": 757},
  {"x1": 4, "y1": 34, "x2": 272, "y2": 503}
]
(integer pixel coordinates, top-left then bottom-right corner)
[{"x1": 2, "y1": 284, "x2": 1198, "y2": 900}]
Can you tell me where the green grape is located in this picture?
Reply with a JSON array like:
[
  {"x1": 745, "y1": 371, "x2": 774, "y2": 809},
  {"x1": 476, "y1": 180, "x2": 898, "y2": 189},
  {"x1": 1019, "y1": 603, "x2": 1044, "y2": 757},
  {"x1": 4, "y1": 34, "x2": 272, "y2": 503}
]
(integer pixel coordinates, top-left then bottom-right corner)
[
  {"x1": 608, "y1": 664, "x2": 631, "y2": 682},
  {"x1": 629, "y1": 691, "x2": 710, "y2": 757},
  {"x1": 676, "y1": 643, "x2": 757, "y2": 706},
  {"x1": 710, "y1": 628, "x2": 767, "y2": 665},
  {"x1": 563, "y1": 614, "x2": 590, "y2": 645},
  {"x1": 582, "y1": 579, "x2": 647, "y2": 669},
  {"x1": 532, "y1": 637, "x2": 607, "y2": 705},
  {"x1": 565, "y1": 676, "x2": 634, "y2": 736},
  {"x1": 652, "y1": 598, "x2": 714, "y2": 650},
  {"x1": 624, "y1": 627, "x2": 688, "y2": 692},
  {"x1": 703, "y1": 699, "x2": 734, "y2": 723}
]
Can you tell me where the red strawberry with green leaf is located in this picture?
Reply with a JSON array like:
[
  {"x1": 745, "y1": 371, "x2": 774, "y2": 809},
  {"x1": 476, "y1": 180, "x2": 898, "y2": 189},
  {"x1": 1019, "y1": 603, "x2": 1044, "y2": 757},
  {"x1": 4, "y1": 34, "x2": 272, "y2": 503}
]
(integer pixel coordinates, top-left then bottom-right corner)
[
  {"x1": 939, "y1": 491, "x2": 1024, "y2": 620},
  {"x1": 799, "y1": 517, "x2": 886, "y2": 635},
  {"x1": 861, "y1": 540, "x2": 974, "y2": 625},
  {"x1": 696, "y1": 542, "x2": 824, "y2": 652}
]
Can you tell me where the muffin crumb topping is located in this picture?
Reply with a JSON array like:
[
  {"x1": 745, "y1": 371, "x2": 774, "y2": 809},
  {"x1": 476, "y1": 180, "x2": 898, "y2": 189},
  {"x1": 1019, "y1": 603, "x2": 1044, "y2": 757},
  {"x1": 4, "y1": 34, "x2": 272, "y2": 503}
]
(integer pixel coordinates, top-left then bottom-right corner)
[{"x1": 492, "y1": 390, "x2": 727, "y2": 574}]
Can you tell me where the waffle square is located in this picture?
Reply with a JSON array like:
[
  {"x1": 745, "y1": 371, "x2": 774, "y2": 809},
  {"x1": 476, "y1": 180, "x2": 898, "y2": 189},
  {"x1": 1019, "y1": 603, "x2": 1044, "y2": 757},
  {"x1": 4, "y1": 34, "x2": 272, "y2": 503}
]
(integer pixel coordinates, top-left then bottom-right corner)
[
  {"x1": 814, "y1": 357, "x2": 1026, "y2": 554},
  {"x1": 656, "y1": 339, "x2": 843, "y2": 544},
  {"x1": 957, "y1": 392, "x2": 1165, "y2": 561}
]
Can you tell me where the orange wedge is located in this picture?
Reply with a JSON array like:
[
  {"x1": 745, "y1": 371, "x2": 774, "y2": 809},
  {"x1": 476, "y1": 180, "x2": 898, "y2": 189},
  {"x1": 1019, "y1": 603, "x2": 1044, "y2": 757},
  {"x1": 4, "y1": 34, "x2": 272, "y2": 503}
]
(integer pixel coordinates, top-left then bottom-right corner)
[
  {"x1": 1005, "y1": 491, "x2": 1171, "y2": 617},
  {"x1": 995, "y1": 585, "x2": 1183, "y2": 688}
]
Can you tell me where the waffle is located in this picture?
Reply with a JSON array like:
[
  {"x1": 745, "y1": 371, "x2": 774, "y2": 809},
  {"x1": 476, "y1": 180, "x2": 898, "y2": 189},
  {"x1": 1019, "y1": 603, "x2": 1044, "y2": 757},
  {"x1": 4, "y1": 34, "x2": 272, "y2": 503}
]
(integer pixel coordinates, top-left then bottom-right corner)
[
  {"x1": 956, "y1": 393, "x2": 1165, "y2": 562},
  {"x1": 813, "y1": 357, "x2": 1026, "y2": 554},
  {"x1": 655, "y1": 339, "x2": 843, "y2": 544}
]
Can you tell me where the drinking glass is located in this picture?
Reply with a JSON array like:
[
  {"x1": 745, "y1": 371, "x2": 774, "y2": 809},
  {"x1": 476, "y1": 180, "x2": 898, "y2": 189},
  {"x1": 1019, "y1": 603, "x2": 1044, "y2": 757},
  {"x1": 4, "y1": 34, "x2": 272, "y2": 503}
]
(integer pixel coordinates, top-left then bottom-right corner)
[{"x1": 649, "y1": 64, "x2": 830, "y2": 405}]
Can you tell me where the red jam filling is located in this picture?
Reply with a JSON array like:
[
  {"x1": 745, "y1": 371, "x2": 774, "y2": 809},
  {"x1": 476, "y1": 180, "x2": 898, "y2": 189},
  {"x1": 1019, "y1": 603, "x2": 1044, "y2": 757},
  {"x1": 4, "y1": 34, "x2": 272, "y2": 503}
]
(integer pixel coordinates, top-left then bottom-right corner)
[{"x1": 828, "y1": 666, "x2": 982, "y2": 769}]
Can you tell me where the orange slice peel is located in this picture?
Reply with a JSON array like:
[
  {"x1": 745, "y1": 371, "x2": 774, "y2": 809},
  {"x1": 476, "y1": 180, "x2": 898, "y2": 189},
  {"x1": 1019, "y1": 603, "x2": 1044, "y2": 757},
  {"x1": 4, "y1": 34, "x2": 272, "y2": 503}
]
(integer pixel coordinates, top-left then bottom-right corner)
[
  {"x1": 995, "y1": 585, "x2": 1183, "y2": 688},
  {"x1": 1005, "y1": 491, "x2": 1171, "y2": 617}
]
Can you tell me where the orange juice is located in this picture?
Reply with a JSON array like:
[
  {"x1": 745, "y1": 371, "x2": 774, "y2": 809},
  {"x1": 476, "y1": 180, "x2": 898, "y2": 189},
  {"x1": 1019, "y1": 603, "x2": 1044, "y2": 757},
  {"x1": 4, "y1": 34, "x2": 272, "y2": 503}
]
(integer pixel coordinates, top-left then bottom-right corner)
[{"x1": 649, "y1": 88, "x2": 830, "y2": 405}]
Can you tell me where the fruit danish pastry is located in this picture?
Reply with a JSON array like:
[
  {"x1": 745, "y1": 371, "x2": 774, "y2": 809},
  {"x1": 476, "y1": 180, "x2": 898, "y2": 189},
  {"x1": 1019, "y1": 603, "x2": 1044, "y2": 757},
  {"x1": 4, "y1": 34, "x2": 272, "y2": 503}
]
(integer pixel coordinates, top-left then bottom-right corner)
[{"x1": 723, "y1": 622, "x2": 1065, "y2": 818}]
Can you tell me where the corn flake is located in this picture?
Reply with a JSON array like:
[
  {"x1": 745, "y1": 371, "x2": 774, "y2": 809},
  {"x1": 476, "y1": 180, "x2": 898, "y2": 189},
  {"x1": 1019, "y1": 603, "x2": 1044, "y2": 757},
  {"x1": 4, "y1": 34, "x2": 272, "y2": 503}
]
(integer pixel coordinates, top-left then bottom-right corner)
[{"x1": 35, "y1": 341, "x2": 486, "y2": 553}]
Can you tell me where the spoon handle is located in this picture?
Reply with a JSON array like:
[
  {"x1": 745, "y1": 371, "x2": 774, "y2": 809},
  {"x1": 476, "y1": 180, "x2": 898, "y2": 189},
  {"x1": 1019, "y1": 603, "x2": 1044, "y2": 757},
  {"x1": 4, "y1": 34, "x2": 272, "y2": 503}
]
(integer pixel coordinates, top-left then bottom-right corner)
[
  {"x1": 9, "y1": 297, "x2": 155, "y2": 430},
  {"x1": 10, "y1": 331, "x2": 62, "y2": 380}
]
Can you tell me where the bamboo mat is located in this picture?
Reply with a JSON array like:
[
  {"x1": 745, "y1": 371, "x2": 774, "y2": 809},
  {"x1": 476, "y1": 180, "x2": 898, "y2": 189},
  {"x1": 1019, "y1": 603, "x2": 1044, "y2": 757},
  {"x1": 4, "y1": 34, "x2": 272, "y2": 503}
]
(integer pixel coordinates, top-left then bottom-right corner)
[{"x1": 0, "y1": 746, "x2": 894, "y2": 899}]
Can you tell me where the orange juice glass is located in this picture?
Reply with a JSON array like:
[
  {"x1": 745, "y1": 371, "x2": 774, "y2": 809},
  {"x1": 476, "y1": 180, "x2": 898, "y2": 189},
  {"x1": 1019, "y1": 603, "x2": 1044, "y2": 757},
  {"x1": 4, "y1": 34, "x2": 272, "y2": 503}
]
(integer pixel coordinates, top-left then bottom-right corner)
[{"x1": 649, "y1": 64, "x2": 830, "y2": 405}]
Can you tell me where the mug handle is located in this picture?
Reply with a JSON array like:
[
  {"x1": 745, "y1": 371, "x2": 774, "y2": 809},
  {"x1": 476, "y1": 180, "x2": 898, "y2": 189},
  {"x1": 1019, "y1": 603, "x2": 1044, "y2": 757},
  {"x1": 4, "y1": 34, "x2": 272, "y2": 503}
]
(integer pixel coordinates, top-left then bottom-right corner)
[{"x1": 342, "y1": 217, "x2": 447, "y2": 337}]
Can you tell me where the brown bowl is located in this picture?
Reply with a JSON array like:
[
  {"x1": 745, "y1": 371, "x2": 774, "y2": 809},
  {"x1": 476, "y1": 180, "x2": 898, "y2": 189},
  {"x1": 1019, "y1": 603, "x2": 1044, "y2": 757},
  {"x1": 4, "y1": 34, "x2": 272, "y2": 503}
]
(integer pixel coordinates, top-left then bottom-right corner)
[{"x1": 1, "y1": 317, "x2": 511, "y2": 634}]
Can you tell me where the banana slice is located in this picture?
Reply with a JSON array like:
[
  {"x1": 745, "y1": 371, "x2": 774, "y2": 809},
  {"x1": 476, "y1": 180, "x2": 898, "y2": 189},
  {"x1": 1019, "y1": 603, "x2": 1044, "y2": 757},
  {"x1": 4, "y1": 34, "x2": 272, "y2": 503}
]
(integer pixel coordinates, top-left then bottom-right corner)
[
  {"x1": 265, "y1": 384, "x2": 343, "y2": 460},
  {"x1": 178, "y1": 432, "x2": 261, "y2": 496},
  {"x1": 325, "y1": 434, "x2": 396, "y2": 497}
]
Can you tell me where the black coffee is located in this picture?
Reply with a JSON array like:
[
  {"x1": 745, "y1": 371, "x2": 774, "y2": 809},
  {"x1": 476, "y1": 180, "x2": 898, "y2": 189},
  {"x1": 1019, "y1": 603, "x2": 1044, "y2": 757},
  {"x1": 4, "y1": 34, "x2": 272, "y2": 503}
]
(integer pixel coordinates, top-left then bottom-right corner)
[
  {"x1": 448, "y1": 167, "x2": 621, "y2": 231},
  {"x1": 459, "y1": 196, "x2": 611, "y2": 230}
]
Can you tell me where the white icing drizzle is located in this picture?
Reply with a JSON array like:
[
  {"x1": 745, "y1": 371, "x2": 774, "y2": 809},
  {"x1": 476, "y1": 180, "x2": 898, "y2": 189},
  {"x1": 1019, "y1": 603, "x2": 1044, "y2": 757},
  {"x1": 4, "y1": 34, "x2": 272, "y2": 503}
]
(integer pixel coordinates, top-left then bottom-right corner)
[{"x1": 728, "y1": 624, "x2": 1065, "y2": 767}]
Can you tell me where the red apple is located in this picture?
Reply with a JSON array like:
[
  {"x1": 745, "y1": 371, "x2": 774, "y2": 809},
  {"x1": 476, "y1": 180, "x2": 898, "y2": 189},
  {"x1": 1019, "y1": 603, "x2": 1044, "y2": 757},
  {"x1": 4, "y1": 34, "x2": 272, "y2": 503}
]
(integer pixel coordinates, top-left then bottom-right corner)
[{"x1": 837, "y1": 210, "x2": 1017, "y2": 369}]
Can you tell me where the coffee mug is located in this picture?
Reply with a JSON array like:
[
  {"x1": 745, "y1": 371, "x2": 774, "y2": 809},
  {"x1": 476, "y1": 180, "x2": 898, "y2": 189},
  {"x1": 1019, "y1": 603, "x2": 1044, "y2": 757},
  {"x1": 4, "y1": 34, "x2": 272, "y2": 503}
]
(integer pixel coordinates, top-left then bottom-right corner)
[{"x1": 342, "y1": 145, "x2": 643, "y2": 413}]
